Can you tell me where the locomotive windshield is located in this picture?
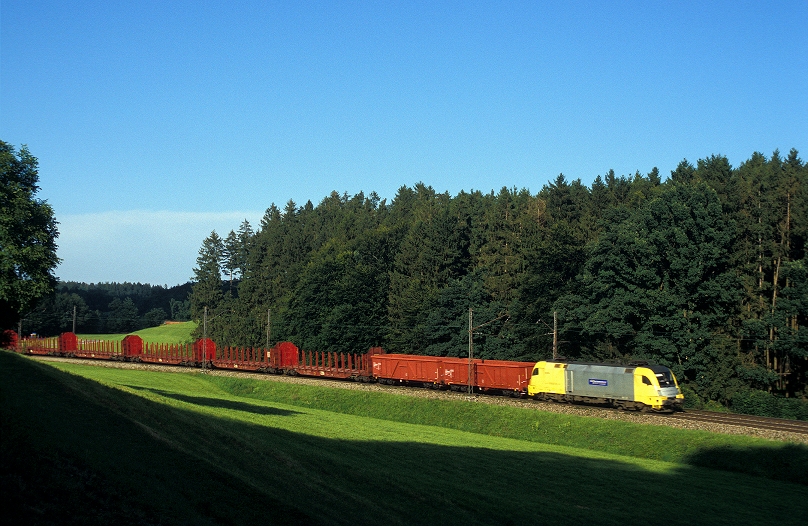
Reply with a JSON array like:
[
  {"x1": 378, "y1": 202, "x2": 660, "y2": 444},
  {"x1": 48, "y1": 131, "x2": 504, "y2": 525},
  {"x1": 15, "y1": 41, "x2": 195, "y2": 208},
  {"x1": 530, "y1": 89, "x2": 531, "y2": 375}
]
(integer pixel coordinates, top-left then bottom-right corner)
[{"x1": 655, "y1": 372, "x2": 675, "y2": 387}]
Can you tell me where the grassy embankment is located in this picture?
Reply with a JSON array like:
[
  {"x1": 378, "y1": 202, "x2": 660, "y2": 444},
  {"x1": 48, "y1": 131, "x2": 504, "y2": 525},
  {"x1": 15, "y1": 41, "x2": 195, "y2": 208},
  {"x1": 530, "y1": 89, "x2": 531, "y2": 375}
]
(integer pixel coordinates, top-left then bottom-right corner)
[
  {"x1": 77, "y1": 320, "x2": 197, "y2": 344},
  {"x1": 2, "y1": 351, "x2": 807, "y2": 526}
]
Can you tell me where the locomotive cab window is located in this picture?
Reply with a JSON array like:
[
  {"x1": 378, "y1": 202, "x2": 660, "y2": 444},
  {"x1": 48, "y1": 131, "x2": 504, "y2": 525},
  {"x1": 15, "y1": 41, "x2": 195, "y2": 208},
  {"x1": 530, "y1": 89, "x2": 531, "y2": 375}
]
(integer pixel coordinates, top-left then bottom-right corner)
[
  {"x1": 642, "y1": 376, "x2": 652, "y2": 386},
  {"x1": 532, "y1": 368, "x2": 539, "y2": 376},
  {"x1": 655, "y1": 372, "x2": 675, "y2": 387}
]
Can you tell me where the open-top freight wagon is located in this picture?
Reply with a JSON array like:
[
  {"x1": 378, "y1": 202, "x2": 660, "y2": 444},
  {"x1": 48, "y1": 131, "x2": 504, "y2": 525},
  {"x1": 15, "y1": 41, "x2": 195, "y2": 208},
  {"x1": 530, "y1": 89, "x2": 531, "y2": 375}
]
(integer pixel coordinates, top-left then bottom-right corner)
[{"x1": 372, "y1": 353, "x2": 535, "y2": 396}]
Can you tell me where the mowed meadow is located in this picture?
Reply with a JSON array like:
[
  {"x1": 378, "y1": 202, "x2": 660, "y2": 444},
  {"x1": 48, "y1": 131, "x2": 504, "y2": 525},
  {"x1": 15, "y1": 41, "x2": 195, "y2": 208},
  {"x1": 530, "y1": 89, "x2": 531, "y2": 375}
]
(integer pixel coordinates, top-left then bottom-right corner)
[
  {"x1": 2, "y1": 350, "x2": 808, "y2": 526},
  {"x1": 76, "y1": 320, "x2": 197, "y2": 344}
]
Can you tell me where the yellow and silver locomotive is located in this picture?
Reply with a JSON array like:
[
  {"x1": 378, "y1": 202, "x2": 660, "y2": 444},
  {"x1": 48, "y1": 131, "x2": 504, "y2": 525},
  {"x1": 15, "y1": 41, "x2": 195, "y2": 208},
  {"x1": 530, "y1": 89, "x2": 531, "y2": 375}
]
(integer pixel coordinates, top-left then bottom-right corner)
[{"x1": 528, "y1": 360, "x2": 684, "y2": 412}]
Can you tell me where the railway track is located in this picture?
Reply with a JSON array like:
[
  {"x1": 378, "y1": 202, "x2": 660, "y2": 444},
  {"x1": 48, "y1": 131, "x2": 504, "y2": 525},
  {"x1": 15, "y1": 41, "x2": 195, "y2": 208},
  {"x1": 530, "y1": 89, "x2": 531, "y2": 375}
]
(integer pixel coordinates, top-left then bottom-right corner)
[{"x1": 665, "y1": 409, "x2": 808, "y2": 436}]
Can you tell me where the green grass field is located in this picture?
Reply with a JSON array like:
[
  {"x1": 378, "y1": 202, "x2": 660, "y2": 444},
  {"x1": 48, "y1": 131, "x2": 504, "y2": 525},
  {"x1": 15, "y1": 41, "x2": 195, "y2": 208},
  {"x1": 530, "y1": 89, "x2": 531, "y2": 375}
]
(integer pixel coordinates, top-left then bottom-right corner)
[
  {"x1": 2, "y1": 352, "x2": 807, "y2": 525},
  {"x1": 77, "y1": 321, "x2": 197, "y2": 344}
]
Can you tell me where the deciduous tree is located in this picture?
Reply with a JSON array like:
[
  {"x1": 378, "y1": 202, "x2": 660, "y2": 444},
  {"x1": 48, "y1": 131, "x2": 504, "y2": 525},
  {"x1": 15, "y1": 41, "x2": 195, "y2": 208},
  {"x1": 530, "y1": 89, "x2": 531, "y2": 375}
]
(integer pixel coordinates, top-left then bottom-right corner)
[{"x1": 0, "y1": 141, "x2": 60, "y2": 329}]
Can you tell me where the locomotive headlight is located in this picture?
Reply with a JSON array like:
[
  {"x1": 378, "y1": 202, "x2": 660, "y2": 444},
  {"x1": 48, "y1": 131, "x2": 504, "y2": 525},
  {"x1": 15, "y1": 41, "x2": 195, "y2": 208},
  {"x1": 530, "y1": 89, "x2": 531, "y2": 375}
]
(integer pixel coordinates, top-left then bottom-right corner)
[{"x1": 658, "y1": 386, "x2": 681, "y2": 397}]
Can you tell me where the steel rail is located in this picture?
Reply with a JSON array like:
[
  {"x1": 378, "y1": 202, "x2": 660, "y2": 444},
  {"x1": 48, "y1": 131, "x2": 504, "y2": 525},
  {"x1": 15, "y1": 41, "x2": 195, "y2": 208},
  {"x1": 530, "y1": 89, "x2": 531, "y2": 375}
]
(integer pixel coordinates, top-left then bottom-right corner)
[{"x1": 664, "y1": 409, "x2": 808, "y2": 435}]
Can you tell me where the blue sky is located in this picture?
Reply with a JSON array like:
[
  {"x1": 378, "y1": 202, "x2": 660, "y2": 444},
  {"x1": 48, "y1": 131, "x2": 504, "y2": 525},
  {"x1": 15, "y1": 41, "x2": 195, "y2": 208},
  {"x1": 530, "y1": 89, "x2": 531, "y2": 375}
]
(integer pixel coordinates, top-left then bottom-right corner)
[{"x1": 2, "y1": 1, "x2": 806, "y2": 286}]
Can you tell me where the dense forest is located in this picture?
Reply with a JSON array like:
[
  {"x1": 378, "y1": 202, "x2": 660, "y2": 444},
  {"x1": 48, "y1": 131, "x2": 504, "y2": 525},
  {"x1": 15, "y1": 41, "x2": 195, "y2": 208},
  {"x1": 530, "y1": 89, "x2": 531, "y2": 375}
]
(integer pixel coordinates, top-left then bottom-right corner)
[
  {"x1": 24, "y1": 282, "x2": 191, "y2": 335},
  {"x1": 189, "y1": 149, "x2": 807, "y2": 404}
]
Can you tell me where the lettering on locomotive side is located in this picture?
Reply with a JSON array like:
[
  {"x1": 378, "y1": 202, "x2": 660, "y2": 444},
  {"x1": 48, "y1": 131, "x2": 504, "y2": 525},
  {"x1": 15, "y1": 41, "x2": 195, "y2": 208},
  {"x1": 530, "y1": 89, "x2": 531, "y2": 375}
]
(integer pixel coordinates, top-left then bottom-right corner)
[{"x1": 588, "y1": 379, "x2": 608, "y2": 386}]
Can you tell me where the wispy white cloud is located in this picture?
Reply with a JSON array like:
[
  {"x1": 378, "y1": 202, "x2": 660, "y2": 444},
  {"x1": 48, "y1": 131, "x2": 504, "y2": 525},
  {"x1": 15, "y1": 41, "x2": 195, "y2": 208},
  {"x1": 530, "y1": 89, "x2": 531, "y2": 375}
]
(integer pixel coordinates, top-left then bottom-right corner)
[{"x1": 55, "y1": 210, "x2": 264, "y2": 286}]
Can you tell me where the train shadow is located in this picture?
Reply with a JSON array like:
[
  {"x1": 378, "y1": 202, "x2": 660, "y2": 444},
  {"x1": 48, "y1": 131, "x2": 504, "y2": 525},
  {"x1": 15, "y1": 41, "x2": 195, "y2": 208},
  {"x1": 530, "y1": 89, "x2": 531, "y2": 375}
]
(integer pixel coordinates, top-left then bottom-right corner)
[{"x1": 123, "y1": 385, "x2": 302, "y2": 417}]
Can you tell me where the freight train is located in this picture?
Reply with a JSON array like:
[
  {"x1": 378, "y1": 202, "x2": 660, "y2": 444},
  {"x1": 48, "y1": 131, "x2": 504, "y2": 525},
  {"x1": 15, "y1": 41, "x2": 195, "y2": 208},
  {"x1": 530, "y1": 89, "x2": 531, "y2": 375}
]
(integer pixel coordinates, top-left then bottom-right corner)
[{"x1": 7, "y1": 331, "x2": 684, "y2": 412}]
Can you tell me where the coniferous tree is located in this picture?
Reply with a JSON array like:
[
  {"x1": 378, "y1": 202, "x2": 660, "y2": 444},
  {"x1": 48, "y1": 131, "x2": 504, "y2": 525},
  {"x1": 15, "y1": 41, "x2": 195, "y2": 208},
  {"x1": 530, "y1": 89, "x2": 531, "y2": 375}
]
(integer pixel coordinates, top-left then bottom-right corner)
[
  {"x1": 557, "y1": 181, "x2": 740, "y2": 399},
  {"x1": 715, "y1": 150, "x2": 808, "y2": 392},
  {"x1": 477, "y1": 187, "x2": 522, "y2": 304},
  {"x1": 223, "y1": 230, "x2": 239, "y2": 290},
  {"x1": 386, "y1": 187, "x2": 466, "y2": 353},
  {"x1": 184, "y1": 148, "x2": 808, "y2": 399},
  {"x1": 235, "y1": 219, "x2": 254, "y2": 277},
  {"x1": 190, "y1": 231, "x2": 225, "y2": 324}
]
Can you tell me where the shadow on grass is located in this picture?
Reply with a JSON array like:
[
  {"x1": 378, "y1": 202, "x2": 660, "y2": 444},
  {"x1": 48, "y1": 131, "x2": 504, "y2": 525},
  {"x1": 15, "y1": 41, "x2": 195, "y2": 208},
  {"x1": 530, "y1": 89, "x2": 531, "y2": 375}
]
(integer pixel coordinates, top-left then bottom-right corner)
[
  {"x1": 124, "y1": 386, "x2": 302, "y2": 417},
  {"x1": 2, "y1": 352, "x2": 807, "y2": 526}
]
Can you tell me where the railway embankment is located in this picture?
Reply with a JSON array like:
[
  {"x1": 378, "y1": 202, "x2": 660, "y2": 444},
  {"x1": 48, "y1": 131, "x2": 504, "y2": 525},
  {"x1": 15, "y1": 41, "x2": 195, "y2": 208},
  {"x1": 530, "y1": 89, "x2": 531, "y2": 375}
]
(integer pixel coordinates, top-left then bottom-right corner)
[{"x1": 35, "y1": 355, "x2": 808, "y2": 444}]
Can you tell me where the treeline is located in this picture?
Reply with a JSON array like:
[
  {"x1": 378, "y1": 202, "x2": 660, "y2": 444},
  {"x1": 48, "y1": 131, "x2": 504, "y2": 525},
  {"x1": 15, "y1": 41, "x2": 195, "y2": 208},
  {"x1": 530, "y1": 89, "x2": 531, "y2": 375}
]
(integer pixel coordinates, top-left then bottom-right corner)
[
  {"x1": 24, "y1": 282, "x2": 192, "y2": 335},
  {"x1": 190, "y1": 149, "x2": 807, "y2": 403}
]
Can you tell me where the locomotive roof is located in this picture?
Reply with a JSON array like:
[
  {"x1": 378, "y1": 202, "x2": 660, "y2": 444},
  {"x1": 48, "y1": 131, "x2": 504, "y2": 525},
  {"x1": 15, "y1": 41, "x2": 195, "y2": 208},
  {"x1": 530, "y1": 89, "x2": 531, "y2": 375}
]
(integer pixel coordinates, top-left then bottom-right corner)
[{"x1": 544, "y1": 359, "x2": 671, "y2": 372}]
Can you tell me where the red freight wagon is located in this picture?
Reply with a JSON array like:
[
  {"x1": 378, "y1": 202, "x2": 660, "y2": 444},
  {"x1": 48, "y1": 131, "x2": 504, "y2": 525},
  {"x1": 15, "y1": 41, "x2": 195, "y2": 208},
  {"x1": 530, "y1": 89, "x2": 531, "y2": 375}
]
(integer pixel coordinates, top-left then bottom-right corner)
[
  {"x1": 475, "y1": 360, "x2": 535, "y2": 396},
  {"x1": 21, "y1": 335, "x2": 58, "y2": 355},
  {"x1": 267, "y1": 341, "x2": 300, "y2": 370},
  {"x1": 73, "y1": 338, "x2": 122, "y2": 360},
  {"x1": 193, "y1": 338, "x2": 216, "y2": 364},
  {"x1": 439, "y1": 357, "x2": 480, "y2": 390},
  {"x1": 140, "y1": 341, "x2": 196, "y2": 365},
  {"x1": 293, "y1": 346, "x2": 382, "y2": 380},
  {"x1": 372, "y1": 354, "x2": 443, "y2": 386},
  {"x1": 58, "y1": 332, "x2": 78, "y2": 354},
  {"x1": 214, "y1": 346, "x2": 267, "y2": 371},
  {"x1": 22, "y1": 332, "x2": 77, "y2": 356},
  {"x1": 213, "y1": 341, "x2": 302, "y2": 372},
  {"x1": 122, "y1": 334, "x2": 144, "y2": 359}
]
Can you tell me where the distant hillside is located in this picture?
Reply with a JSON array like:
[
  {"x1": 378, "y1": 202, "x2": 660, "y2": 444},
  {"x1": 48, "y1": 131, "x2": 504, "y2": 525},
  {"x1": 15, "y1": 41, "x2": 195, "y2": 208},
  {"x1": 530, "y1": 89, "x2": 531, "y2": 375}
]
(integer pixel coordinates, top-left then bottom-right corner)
[
  {"x1": 77, "y1": 321, "x2": 197, "y2": 345},
  {"x1": 24, "y1": 282, "x2": 193, "y2": 336}
]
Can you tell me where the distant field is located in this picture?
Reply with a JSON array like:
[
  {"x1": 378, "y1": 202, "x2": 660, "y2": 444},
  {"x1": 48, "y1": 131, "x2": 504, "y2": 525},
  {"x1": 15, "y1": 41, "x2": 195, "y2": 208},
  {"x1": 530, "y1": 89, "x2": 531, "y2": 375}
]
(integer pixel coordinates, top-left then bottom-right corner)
[
  {"x1": 2, "y1": 352, "x2": 807, "y2": 525},
  {"x1": 77, "y1": 321, "x2": 196, "y2": 344}
]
